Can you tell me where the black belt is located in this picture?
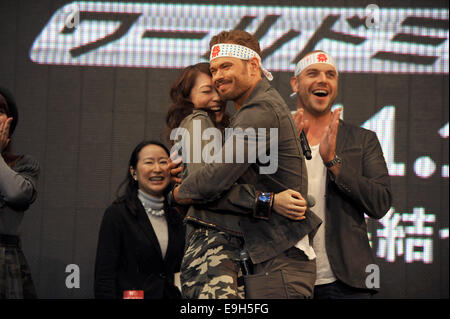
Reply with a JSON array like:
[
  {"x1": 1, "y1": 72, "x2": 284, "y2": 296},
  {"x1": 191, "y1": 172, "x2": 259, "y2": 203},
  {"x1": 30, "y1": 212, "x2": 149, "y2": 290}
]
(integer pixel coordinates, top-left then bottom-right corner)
[{"x1": 0, "y1": 234, "x2": 21, "y2": 247}]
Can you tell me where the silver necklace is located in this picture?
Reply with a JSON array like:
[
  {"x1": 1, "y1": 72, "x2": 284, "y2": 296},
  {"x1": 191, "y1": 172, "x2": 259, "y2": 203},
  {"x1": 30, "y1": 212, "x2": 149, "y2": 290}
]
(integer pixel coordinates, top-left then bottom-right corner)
[
  {"x1": 142, "y1": 204, "x2": 165, "y2": 217},
  {"x1": 137, "y1": 190, "x2": 165, "y2": 216}
]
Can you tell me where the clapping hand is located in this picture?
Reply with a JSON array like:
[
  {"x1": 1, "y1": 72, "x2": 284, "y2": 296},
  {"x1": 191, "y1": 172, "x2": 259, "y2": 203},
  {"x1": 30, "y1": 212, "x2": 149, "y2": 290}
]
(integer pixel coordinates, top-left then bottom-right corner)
[
  {"x1": 292, "y1": 108, "x2": 310, "y2": 137},
  {"x1": 319, "y1": 108, "x2": 341, "y2": 164},
  {"x1": 0, "y1": 117, "x2": 12, "y2": 153}
]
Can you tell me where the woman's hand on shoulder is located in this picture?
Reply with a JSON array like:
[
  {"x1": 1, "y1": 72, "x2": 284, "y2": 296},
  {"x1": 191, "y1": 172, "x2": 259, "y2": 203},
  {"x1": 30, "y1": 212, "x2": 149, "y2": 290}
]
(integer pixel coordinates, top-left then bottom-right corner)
[{"x1": 168, "y1": 152, "x2": 183, "y2": 184}]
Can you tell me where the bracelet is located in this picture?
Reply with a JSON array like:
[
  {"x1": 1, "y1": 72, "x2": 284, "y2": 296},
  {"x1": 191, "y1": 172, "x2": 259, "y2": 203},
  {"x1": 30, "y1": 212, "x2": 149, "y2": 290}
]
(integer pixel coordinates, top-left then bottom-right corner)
[{"x1": 253, "y1": 191, "x2": 273, "y2": 220}]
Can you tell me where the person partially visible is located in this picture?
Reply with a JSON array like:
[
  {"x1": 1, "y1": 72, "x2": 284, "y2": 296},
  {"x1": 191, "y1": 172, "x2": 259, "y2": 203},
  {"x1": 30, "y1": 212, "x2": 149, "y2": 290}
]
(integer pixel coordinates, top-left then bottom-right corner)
[
  {"x1": 94, "y1": 140, "x2": 185, "y2": 299},
  {"x1": 290, "y1": 51, "x2": 392, "y2": 298},
  {"x1": 0, "y1": 86, "x2": 39, "y2": 299}
]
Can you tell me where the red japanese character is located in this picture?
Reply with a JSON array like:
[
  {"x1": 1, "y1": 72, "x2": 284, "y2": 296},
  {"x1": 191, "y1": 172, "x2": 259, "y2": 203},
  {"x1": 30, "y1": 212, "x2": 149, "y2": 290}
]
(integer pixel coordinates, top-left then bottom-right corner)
[
  {"x1": 317, "y1": 53, "x2": 328, "y2": 63},
  {"x1": 211, "y1": 46, "x2": 221, "y2": 59}
]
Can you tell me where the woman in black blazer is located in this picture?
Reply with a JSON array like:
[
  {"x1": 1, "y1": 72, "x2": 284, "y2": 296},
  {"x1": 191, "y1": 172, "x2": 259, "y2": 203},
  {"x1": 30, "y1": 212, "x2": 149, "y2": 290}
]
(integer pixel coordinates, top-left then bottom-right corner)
[{"x1": 94, "y1": 140, "x2": 185, "y2": 299}]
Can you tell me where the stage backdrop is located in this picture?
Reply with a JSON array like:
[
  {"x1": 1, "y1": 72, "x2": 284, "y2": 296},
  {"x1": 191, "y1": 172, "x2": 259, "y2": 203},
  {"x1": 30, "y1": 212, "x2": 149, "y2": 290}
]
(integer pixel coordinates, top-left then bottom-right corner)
[{"x1": 0, "y1": 0, "x2": 448, "y2": 298}]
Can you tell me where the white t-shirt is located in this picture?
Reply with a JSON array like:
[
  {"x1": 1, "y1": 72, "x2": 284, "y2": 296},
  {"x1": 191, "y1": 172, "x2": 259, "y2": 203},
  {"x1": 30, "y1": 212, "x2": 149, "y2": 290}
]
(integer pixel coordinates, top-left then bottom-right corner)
[{"x1": 306, "y1": 144, "x2": 337, "y2": 285}]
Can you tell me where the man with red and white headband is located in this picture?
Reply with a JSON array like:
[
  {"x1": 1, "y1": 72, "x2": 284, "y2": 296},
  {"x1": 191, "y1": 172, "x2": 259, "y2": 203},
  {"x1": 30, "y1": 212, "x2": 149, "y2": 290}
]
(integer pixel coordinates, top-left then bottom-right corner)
[
  {"x1": 173, "y1": 30, "x2": 322, "y2": 299},
  {"x1": 291, "y1": 50, "x2": 392, "y2": 298}
]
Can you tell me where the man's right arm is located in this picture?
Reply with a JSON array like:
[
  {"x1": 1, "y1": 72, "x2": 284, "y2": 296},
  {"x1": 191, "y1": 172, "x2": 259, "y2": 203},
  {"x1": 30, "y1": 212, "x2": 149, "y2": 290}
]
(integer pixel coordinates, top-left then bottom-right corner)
[{"x1": 177, "y1": 102, "x2": 277, "y2": 201}]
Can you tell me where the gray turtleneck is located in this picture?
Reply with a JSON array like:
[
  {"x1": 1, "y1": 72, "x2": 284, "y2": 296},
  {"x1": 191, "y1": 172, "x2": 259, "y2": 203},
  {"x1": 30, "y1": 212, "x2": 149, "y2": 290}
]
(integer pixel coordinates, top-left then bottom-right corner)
[
  {"x1": 0, "y1": 155, "x2": 39, "y2": 235},
  {"x1": 137, "y1": 190, "x2": 168, "y2": 259}
]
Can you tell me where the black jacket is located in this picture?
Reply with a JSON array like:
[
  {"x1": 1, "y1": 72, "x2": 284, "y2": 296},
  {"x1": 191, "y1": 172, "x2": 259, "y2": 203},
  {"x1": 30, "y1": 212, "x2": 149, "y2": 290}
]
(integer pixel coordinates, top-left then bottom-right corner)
[
  {"x1": 325, "y1": 120, "x2": 392, "y2": 290},
  {"x1": 94, "y1": 196, "x2": 185, "y2": 299}
]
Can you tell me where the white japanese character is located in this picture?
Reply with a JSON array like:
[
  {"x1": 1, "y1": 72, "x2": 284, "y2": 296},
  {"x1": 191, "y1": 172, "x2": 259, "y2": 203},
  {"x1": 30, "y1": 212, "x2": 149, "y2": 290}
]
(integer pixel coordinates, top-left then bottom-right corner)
[
  {"x1": 405, "y1": 238, "x2": 433, "y2": 264},
  {"x1": 376, "y1": 208, "x2": 405, "y2": 262},
  {"x1": 402, "y1": 207, "x2": 435, "y2": 263},
  {"x1": 402, "y1": 207, "x2": 435, "y2": 236}
]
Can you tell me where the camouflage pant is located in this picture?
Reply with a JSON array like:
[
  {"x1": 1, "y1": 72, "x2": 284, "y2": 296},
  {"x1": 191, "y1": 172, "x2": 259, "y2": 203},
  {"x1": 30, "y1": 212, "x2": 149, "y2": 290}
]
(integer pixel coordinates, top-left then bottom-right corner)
[{"x1": 181, "y1": 227, "x2": 245, "y2": 299}]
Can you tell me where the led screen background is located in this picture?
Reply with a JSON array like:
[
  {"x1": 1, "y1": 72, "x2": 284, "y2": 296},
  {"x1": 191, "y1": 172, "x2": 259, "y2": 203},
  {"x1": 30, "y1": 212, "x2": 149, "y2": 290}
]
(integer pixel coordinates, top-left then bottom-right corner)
[{"x1": 0, "y1": 0, "x2": 448, "y2": 298}]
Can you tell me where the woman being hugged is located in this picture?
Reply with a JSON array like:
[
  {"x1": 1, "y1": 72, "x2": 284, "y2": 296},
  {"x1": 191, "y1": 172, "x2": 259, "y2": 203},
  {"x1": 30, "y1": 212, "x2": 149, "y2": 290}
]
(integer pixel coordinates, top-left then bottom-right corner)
[
  {"x1": 94, "y1": 141, "x2": 185, "y2": 299},
  {"x1": 0, "y1": 86, "x2": 39, "y2": 299},
  {"x1": 165, "y1": 62, "x2": 229, "y2": 150}
]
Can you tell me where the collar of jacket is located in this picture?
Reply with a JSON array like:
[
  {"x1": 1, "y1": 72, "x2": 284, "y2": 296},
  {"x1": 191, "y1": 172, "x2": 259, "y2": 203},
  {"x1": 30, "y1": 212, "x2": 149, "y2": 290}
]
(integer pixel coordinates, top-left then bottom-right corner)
[{"x1": 231, "y1": 78, "x2": 270, "y2": 117}]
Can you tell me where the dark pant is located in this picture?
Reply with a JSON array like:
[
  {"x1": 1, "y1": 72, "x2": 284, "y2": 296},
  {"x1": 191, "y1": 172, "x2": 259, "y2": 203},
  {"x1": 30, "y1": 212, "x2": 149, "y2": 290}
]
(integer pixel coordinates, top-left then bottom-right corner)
[
  {"x1": 0, "y1": 234, "x2": 37, "y2": 299},
  {"x1": 245, "y1": 247, "x2": 316, "y2": 299},
  {"x1": 313, "y1": 279, "x2": 373, "y2": 299}
]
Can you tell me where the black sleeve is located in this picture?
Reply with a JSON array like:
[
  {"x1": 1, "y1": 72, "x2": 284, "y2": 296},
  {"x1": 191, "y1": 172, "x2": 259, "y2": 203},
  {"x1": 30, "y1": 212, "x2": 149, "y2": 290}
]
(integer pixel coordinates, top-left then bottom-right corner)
[{"x1": 94, "y1": 205, "x2": 123, "y2": 299}]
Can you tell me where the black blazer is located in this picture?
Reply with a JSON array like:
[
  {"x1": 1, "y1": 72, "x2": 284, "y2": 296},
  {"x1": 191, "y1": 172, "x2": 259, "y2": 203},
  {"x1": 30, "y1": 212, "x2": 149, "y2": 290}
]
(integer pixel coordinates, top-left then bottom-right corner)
[
  {"x1": 94, "y1": 196, "x2": 185, "y2": 299},
  {"x1": 325, "y1": 120, "x2": 392, "y2": 290}
]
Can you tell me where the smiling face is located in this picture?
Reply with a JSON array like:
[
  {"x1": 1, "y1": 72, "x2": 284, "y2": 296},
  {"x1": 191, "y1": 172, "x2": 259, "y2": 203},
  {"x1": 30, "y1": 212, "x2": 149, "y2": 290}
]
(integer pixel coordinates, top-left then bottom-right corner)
[
  {"x1": 209, "y1": 56, "x2": 255, "y2": 106},
  {"x1": 291, "y1": 63, "x2": 338, "y2": 116},
  {"x1": 190, "y1": 72, "x2": 226, "y2": 123},
  {"x1": 130, "y1": 144, "x2": 170, "y2": 197}
]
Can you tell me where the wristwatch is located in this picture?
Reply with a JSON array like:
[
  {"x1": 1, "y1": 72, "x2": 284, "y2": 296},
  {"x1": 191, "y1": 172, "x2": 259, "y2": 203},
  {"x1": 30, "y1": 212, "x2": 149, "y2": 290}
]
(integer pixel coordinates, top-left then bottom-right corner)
[{"x1": 324, "y1": 155, "x2": 342, "y2": 168}]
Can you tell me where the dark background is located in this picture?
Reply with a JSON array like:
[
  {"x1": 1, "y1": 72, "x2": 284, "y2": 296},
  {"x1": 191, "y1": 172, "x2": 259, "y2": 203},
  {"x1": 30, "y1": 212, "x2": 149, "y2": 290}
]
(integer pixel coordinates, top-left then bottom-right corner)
[{"x1": 0, "y1": 0, "x2": 448, "y2": 298}]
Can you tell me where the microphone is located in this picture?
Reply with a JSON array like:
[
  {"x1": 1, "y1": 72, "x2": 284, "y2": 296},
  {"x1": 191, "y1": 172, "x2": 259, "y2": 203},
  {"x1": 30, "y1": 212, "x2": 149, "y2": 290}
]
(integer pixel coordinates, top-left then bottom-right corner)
[
  {"x1": 239, "y1": 248, "x2": 253, "y2": 275},
  {"x1": 307, "y1": 195, "x2": 316, "y2": 208},
  {"x1": 299, "y1": 130, "x2": 312, "y2": 160}
]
